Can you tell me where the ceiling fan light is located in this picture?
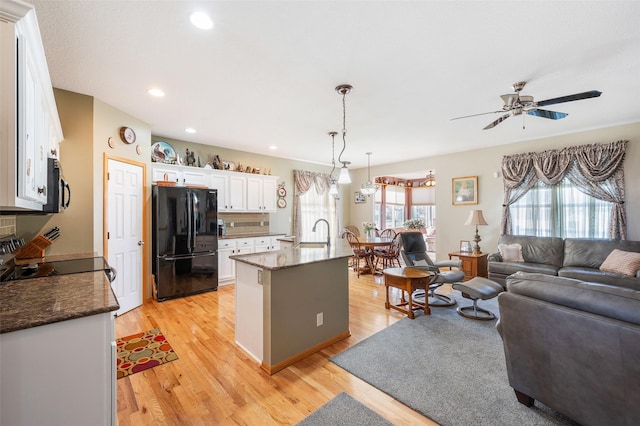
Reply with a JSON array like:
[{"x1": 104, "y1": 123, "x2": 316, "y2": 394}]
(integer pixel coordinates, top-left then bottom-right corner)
[{"x1": 329, "y1": 183, "x2": 339, "y2": 195}]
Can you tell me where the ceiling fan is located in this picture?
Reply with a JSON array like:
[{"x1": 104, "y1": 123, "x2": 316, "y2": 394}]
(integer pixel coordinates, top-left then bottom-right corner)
[{"x1": 452, "y1": 82, "x2": 602, "y2": 130}]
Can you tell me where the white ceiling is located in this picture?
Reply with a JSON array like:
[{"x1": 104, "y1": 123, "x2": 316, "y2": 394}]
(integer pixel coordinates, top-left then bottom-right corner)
[{"x1": 31, "y1": 1, "x2": 640, "y2": 169}]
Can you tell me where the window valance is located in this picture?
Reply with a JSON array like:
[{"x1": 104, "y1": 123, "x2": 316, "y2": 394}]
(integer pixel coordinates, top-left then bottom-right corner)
[{"x1": 501, "y1": 140, "x2": 627, "y2": 239}]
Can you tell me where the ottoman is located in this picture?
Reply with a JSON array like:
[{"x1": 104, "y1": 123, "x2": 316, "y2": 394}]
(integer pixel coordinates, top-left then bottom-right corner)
[{"x1": 452, "y1": 277, "x2": 503, "y2": 320}]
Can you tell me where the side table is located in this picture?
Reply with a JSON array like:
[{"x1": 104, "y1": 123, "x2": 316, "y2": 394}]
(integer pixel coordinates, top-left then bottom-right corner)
[
  {"x1": 447, "y1": 252, "x2": 488, "y2": 281},
  {"x1": 383, "y1": 267, "x2": 434, "y2": 319}
]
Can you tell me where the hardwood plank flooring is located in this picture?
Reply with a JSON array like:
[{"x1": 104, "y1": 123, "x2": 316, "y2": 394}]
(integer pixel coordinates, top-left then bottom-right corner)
[{"x1": 116, "y1": 270, "x2": 439, "y2": 425}]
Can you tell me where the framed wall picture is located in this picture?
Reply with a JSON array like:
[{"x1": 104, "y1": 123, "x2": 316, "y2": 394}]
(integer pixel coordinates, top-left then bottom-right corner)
[
  {"x1": 452, "y1": 176, "x2": 478, "y2": 205},
  {"x1": 354, "y1": 191, "x2": 366, "y2": 204}
]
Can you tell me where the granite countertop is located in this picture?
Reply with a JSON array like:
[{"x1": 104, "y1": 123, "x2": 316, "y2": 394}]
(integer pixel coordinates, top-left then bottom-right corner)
[
  {"x1": 230, "y1": 240, "x2": 352, "y2": 270},
  {"x1": 0, "y1": 271, "x2": 119, "y2": 334}
]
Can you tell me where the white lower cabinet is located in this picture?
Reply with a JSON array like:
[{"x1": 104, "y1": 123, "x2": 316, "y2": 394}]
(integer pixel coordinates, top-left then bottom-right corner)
[
  {"x1": 254, "y1": 236, "x2": 271, "y2": 253},
  {"x1": 219, "y1": 235, "x2": 284, "y2": 284},
  {"x1": 218, "y1": 239, "x2": 237, "y2": 284},
  {"x1": 0, "y1": 312, "x2": 116, "y2": 426}
]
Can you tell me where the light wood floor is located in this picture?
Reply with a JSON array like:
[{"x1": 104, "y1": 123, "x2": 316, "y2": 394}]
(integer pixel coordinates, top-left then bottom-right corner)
[{"x1": 116, "y1": 269, "x2": 440, "y2": 425}]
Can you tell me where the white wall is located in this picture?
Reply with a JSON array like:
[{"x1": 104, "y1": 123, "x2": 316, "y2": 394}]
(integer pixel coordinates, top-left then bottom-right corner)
[{"x1": 348, "y1": 122, "x2": 640, "y2": 261}]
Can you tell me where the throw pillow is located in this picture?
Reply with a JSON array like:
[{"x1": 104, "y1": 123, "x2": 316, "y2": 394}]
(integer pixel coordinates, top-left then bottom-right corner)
[
  {"x1": 600, "y1": 249, "x2": 640, "y2": 277},
  {"x1": 413, "y1": 259, "x2": 429, "y2": 266},
  {"x1": 498, "y1": 243, "x2": 524, "y2": 262}
]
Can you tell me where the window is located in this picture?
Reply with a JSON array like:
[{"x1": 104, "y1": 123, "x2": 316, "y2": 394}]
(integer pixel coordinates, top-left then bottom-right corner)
[
  {"x1": 411, "y1": 187, "x2": 436, "y2": 228},
  {"x1": 510, "y1": 178, "x2": 611, "y2": 238},
  {"x1": 378, "y1": 186, "x2": 405, "y2": 228},
  {"x1": 298, "y1": 187, "x2": 337, "y2": 242}
]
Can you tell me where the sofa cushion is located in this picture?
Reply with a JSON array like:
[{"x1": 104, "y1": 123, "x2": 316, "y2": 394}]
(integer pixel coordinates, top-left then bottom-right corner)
[
  {"x1": 563, "y1": 238, "x2": 640, "y2": 269},
  {"x1": 600, "y1": 249, "x2": 640, "y2": 277},
  {"x1": 497, "y1": 235, "x2": 564, "y2": 267},
  {"x1": 498, "y1": 243, "x2": 524, "y2": 262},
  {"x1": 489, "y1": 261, "x2": 559, "y2": 277},
  {"x1": 506, "y1": 272, "x2": 640, "y2": 326},
  {"x1": 559, "y1": 267, "x2": 640, "y2": 290}
]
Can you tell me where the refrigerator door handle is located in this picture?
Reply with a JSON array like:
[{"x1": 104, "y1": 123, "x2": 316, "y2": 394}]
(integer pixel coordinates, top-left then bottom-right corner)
[
  {"x1": 191, "y1": 191, "x2": 198, "y2": 252},
  {"x1": 187, "y1": 191, "x2": 193, "y2": 253}
]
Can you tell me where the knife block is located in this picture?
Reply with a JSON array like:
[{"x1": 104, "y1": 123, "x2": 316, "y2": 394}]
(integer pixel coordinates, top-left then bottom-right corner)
[{"x1": 13, "y1": 235, "x2": 53, "y2": 265}]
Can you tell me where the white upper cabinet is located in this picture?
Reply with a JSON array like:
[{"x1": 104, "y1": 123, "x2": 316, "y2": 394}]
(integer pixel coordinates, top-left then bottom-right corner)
[
  {"x1": 0, "y1": 3, "x2": 63, "y2": 211},
  {"x1": 210, "y1": 171, "x2": 247, "y2": 211},
  {"x1": 246, "y1": 176, "x2": 277, "y2": 212},
  {"x1": 181, "y1": 169, "x2": 207, "y2": 187},
  {"x1": 152, "y1": 163, "x2": 278, "y2": 213},
  {"x1": 227, "y1": 174, "x2": 247, "y2": 211}
]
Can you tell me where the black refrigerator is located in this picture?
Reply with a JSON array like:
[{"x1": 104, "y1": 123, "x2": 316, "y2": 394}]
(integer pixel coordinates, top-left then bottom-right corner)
[{"x1": 152, "y1": 185, "x2": 219, "y2": 301}]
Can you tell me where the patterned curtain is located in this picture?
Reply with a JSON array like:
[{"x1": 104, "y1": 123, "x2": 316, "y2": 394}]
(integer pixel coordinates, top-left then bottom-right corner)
[
  {"x1": 501, "y1": 140, "x2": 628, "y2": 239},
  {"x1": 293, "y1": 170, "x2": 333, "y2": 239}
]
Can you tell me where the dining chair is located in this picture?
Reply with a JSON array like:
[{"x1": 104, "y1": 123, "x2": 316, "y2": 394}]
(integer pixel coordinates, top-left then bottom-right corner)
[
  {"x1": 344, "y1": 225, "x2": 360, "y2": 237},
  {"x1": 345, "y1": 231, "x2": 374, "y2": 278},
  {"x1": 379, "y1": 228, "x2": 397, "y2": 239},
  {"x1": 374, "y1": 233, "x2": 402, "y2": 270}
]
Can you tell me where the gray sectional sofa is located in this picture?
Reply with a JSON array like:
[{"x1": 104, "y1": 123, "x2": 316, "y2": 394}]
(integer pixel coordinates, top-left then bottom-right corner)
[
  {"x1": 497, "y1": 272, "x2": 640, "y2": 425},
  {"x1": 488, "y1": 234, "x2": 640, "y2": 290}
]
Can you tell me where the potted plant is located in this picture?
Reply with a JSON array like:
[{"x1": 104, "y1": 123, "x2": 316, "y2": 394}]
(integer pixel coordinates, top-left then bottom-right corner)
[{"x1": 403, "y1": 218, "x2": 425, "y2": 231}]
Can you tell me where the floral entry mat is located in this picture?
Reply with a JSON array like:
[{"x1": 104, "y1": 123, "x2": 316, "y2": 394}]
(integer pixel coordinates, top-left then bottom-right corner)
[{"x1": 116, "y1": 328, "x2": 178, "y2": 379}]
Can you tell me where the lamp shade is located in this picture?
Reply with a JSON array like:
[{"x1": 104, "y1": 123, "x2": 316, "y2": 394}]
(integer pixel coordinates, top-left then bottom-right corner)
[
  {"x1": 464, "y1": 210, "x2": 488, "y2": 226},
  {"x1": 329, "y1": 183, "x2": 338, "y2": 195},
  {"x1": 338, "y1": 166, "x2": 351, "y2": 184}
]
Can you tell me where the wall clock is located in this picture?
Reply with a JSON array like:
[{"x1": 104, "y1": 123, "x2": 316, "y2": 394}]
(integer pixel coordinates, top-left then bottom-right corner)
[
  {"x1": 107, "y1": 137, "x2": 115, "y2": 149},
  {"x1": 119, "y1": 126, "x2": 136, "y2": 144}
]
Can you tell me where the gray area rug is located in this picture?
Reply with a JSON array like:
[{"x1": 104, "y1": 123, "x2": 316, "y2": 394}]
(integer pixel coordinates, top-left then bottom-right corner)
[
  {"x1": 331, "y1": 292, "x2": 579, "y2": 426},
  {"x1": 296, "y1": 392, "x2": 393, "y2": 426}
]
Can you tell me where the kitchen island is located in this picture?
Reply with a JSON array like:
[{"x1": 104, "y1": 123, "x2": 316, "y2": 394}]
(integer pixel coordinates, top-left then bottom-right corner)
[{"x1": 231, "y1": 242, "x2": 352, "y2": 374}]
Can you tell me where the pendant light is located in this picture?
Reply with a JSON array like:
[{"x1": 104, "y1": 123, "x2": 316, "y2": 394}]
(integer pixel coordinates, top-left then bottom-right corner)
[
  {"x1": 336, "y1": 84, "x2": 352, "y2": 184},
  {"x1": 360, "y1": 152, "x2": 379, "y2": 195},
  {"x1": 425, "y1": 170, "x2": 436, "y2": 187},
  {"x1": 328, "y1": 131, "x2": 339, "y2": 196}
]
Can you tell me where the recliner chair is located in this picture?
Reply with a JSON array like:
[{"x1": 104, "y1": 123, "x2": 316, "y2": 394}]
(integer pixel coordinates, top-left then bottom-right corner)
[{"x1": 399, "y1": 232, "x2": 465, "y2": 306}]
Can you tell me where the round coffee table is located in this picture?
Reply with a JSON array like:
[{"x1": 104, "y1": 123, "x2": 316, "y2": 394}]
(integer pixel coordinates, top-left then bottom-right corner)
[{"x1": 383, "y1": 267, "x2": 435, "y2": 319}]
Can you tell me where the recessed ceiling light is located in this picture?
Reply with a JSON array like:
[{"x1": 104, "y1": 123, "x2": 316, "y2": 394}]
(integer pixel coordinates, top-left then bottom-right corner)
[
  {"x1": 269, "y1": 145, "x2": 278, "y2": 150},
  {"x1": 190, "y1": 12, "x2": 213, "y2": 30},
  {"x1": 185, "y1": 128, "x2": 196, "y2": 134},
  {"x1": 148, "y1": 88, "x2": 165, "y2": 97}
]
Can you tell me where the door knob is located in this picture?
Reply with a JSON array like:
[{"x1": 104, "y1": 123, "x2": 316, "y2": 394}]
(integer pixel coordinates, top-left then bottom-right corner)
[{"x1": 138, "y1": 241, "x2": 145, "y2": 246}]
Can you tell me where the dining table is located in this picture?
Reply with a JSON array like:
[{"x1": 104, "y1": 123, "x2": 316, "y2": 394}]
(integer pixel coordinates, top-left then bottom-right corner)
[{"x1": 351, "y1": 236, "x2": 393, "y2": 274}]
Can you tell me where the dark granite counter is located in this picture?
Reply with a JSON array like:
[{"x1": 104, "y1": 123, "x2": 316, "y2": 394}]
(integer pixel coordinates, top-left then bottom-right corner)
[
  {"x1": 230, "y1": 240, "x2": 352, "y2": 270},
  {"x1": 0, "y1": 271, "x2": 119, "y2": 334}
]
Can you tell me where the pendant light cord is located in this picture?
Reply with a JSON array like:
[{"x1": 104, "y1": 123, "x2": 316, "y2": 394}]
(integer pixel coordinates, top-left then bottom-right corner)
[
  {"x1": 330, "y1": 132, "x2": 336, "y2": 178},
  {"x1": 338, "y1": 91, "x2": 347, "y2": 164}
]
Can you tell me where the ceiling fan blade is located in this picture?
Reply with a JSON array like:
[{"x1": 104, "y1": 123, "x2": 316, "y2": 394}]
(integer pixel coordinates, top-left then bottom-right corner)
[
  {"x1": 527, "y1": 109, "x2": 568, "y2": 120},
  {"x1": 483, "y1": 113, "x2": 511, "y2": 130},
  {"x1": 536, "y1": 90, "x2": 602, "y2": 107},
  {"x1": 450, "y1": 110, "x2": 504, "y2": 121}
]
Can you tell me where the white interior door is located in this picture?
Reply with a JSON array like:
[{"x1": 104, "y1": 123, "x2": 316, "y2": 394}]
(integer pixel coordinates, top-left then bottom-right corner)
[{"x1": 107, "y1": 159, "x2": 143, "y2": 316}]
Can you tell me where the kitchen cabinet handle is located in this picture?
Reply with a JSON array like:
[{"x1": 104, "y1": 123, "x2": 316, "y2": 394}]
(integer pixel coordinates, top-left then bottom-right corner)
[
  {"x1": 37, "y1": 186, "x2": 47, "y2": 195},
  {"x1": 138, "y1": 241, "x2": 145, "y2": 246}
]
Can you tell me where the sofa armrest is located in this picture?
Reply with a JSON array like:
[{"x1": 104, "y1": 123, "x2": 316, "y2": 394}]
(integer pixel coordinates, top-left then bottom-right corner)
[{"x1": 488, "y1": 252, "x2": 502, "y2": 262}]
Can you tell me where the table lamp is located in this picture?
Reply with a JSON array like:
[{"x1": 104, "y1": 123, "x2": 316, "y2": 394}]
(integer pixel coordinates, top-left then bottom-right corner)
[{"x1": 464, "y1": 210, "x2": 488, "y2": 254}]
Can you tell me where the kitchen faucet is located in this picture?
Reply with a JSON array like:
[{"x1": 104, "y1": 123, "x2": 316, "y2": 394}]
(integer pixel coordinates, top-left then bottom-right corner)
[{"x1": 312, "y1": 219, "x2": 331, "y2": 246}]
